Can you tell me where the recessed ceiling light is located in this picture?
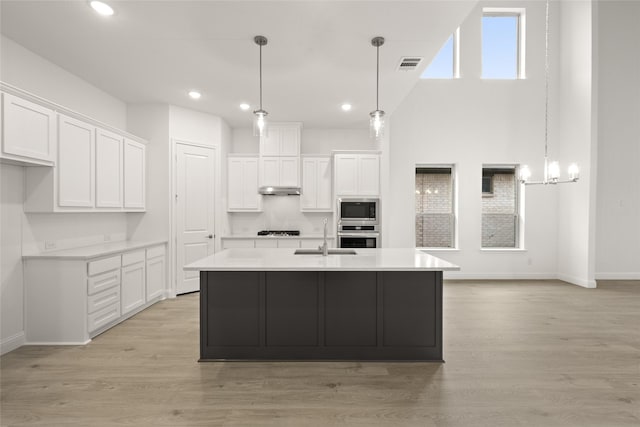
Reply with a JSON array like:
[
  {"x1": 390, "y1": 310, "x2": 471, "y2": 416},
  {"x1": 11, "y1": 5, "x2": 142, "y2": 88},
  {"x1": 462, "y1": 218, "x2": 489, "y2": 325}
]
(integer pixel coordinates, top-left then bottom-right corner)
[
  {"x1": 89, "y1": 1, "x2": 114, "y2": 16},
  {"x1": 341, "y1": 103, "x2": 352, "y2": 111},
  {"x1": 239, "y1": 103, "x2": 250, "y2": 111},
  {"x1": 188, "y1": 91, "x2": 202, "y2": 100}
]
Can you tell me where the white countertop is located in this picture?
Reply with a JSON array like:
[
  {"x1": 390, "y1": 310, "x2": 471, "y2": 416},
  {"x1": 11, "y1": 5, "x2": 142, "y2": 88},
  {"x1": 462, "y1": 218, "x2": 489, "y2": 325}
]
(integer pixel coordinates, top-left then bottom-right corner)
[
  {"x1": 23, "y1": 240, "x2": 168, "y2": 260},
  {"x1": 184, "y1": 248, "x2": 460, "y2": 272},
  {"x1": 222, "y1": 235, "x2": 335, "y2": 240}
]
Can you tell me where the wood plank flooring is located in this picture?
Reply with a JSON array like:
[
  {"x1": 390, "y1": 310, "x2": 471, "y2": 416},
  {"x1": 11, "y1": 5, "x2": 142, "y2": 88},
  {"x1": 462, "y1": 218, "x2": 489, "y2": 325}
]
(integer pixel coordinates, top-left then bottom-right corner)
[{"x1": 1, "y1": 280, "x2": 639, "y2": 426}]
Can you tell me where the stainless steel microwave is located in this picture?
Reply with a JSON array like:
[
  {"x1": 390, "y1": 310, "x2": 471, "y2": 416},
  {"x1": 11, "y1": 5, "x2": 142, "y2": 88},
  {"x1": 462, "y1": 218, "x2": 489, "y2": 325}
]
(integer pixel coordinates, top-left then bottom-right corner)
[{"x1": 337, "y1": 198, "x2": 380, "y2": 226}]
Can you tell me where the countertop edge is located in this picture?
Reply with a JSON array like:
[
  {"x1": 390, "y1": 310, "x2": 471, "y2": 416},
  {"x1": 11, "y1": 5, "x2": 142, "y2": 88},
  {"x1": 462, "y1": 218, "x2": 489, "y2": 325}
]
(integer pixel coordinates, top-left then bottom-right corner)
[
  {"x1": 23, "y1": 240, "x2": 168, "y2": 260},
  {"x1": 222, "y1": 235, "x2": 336, "y2": 240}
]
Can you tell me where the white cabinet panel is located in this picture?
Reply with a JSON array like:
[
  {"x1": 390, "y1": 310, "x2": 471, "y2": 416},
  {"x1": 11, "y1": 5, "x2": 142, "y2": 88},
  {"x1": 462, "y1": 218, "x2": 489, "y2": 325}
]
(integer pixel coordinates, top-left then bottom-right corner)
[
  {"x1": 260, "y1": 157, "x2": 280, "y2": 187},
  {"x1": 121, "y1": 261, "x2": 145, "y2": 315},
  {"x1": 95, "y1": 128, "x2": 123, "y2": 208},
  {"x1": 88, "y1": 286, "x2": 121, "y2": 315},
  {"x1": 146, "y1": 252, "x2": 165, "y2": 301},
  {"x1": 1, "y1": 93, "x2": 56, "y2": 164},
  {"x1": 279, "y1": 126, "x2": 300, "y2": 156},
  {"x1": 123, "y1": 139, "x2": 145, "y2": 209},
  {"x1": 255, "y1": 239, "x2": 278, "y2": 248},
  {"x1": 301, "y1": 156, "x2": 332, "y2": 211},
  {"x1": 57, "y1": 114, "x2": 95, "y2": 207},
  {"x1": 222, "y1": 239, "x2": 255, "y2": 249},
  {"x1": 88, "y1": 302, "x2": 120, "y2": 333},
  {"x1": 261, "y1": 130, "x2": 281, "y2": 156},
  {"x1": 334, "y1": 155, "x2": 358, "y2": 196},
  {"x1": 277, "y1": 239, "x2": 300, "y2": 249},
  {"x1": 87, "y1": 269, "x2": 121, "y2": 295},
  {"x1": 260, "y1": 124, "x2": 300, "y2": 156},
  {"x1": 334, "y1": 153, "x2": 380, "y2": 197},
  {"x1": 228, "y1": 156, "x2": 261, "y2": 211},
  {"x1": 279, "y1": 157, "x2": 299, "y2": 187}
]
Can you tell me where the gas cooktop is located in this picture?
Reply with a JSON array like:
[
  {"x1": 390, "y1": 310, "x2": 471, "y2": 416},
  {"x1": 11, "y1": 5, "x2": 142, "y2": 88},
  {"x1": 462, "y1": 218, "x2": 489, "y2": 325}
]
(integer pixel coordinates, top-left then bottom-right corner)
[{"x1": 257, "y1": 230, "x2": 301, "y2": 236}]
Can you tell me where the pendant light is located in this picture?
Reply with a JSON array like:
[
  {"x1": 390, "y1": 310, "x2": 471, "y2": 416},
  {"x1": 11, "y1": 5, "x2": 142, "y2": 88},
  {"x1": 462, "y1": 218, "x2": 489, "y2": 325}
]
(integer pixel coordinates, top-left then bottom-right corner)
[
  {"x1": 253, "y1": 35, "x2": 269, "y2": 137},
  {"x1": 370, "y1": 36, "x2": 385, "y2": 140},
  {"x1": 519, "y1": 0, "x2": 579, "y2": 185}
]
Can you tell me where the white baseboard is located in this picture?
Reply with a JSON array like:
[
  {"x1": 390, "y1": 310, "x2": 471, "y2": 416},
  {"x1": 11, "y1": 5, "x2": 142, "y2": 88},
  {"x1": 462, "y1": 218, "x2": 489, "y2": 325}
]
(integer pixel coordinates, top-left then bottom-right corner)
[
  {"x1": 443, "y1": 272, "x2": 556, "y2": 280},
  {"x1": 1, "y1": 332, "x2": 25, "y2": 355},
  {"x1": 556, "y1": 273, "x2": 597, "y2": 288},
  {"x1": 24, "y1": 340, "x2": 91, "y2": 346},
  {"x1": 595, "y1": 272, "x2": 640, "y2": 280}
]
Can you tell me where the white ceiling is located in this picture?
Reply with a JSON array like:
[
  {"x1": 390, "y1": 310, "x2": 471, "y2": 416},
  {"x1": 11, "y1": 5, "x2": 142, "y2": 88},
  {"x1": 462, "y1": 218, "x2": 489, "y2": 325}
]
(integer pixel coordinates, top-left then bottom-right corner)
[{"x1": 0, "y1": 1, "x2": 477, "y2": 129}]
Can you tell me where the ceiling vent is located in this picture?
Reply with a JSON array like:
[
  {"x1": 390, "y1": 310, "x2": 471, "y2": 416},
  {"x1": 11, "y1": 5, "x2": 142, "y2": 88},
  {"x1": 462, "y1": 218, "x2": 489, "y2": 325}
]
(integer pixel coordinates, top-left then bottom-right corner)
[{"x1": 397, "y1": 57, "x2": 423, "y2": 71}]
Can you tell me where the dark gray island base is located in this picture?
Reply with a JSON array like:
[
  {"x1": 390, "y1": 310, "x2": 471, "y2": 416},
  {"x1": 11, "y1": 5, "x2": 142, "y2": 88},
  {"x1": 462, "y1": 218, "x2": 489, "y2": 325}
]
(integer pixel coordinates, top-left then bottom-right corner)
[{"x1": 199, "y1": 270, "x2": 443, "y2": 361}]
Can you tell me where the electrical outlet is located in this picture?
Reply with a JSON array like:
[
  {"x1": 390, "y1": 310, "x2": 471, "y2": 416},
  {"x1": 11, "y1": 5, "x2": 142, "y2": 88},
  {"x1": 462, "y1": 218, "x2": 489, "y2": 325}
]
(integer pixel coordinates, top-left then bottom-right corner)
[
  {"x1": 44, "y1": 241, "x2": 56, "y2": 250},
  {"x1": 104, "y1": 233, "x2": 111, "y2": 242}
]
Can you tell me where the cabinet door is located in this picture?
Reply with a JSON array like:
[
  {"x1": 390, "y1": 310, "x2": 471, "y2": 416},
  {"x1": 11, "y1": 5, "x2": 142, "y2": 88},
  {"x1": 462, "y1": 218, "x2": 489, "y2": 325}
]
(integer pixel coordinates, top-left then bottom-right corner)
[
  {"x1": 316, "y1": 157, "x2": 333, "y2": 210},
  {"x1": 277, "y1": 239, "x2": 301, "y2": 248},
  {"x1": 279, "y1": 157, "x2": 299, "y2": 187},
  {"x1": 301, "y1": 158, "x2": 317, "y2": 209},
  {"x1": 146, "y1": 255, "x2": 165, "y2": 301},
  {"x1": 260, "y1": 128, "x2": 281, "y2": 156},
  {"x1": 227, "y1": 157, "x2": 244, "y2": 210},
  {"x1": 95, "y1": 128, "x2": 123, "y2": 208},
  {"x1": 242, "y1": 158, "x2": 260, "y2": 209},
  {"x1": 255, "y1": 239, "x2": 278, "y2": 248},
  {"x1": 2, "y1": 93, "x2": 56, "y2": 164},
  {"x1": 121, "y1": 261, "x2": 145, "y2": 315},
  {"x1": 334, "y1": 155, "x2": 358, "y2": 196},
  {"x1": 57, "y1": 114, "x2": 95, "y2": 207},
  {"x1": 123, "y1": 139, "x2": 145, "y2": 209},
  {"x1": 358, "y1": 155, "x2": 380, "y2": 196},
  {"x1": 260, "y1": 157, "x2": 280, "y2": 187},
  {"x1": 279, "y1": 126, "x2": 300, "y2": 156},
  {"x1": 222, "y1": 239, "x2": 255, "y2": 249}
]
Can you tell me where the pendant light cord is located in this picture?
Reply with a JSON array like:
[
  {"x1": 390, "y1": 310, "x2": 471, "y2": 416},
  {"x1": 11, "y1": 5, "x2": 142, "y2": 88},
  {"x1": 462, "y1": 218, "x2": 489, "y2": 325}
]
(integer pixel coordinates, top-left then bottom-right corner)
[
  {"x1": 259, "y1": 43, "x2": 263, "y2": 110},
  {"x1": 376, "y1": 44, "x2": 380, "y2": 111},
  {"x1": 544, "y1": 0, "x2": 550, "y2": 159}
]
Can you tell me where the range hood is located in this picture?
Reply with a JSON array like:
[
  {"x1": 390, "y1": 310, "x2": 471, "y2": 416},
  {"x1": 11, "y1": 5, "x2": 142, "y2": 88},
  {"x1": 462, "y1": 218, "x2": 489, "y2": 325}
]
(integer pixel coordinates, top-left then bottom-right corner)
[{"x1": 258, "y1": 186, "x2": 301, "y2": 196}]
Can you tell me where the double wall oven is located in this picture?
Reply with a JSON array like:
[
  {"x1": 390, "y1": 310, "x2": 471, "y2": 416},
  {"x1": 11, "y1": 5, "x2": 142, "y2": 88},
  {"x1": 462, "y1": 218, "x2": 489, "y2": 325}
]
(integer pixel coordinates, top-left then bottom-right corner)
[{"x1": 337, "y1": 198, "x2": 380, "y2": 248}]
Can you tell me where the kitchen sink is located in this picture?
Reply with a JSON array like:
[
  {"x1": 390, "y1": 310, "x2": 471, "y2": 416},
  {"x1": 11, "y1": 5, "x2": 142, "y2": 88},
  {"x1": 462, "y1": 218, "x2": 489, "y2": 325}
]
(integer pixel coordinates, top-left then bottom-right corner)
[{"x1": 294, "y1": 249, "x2": 357, "y2": 255}]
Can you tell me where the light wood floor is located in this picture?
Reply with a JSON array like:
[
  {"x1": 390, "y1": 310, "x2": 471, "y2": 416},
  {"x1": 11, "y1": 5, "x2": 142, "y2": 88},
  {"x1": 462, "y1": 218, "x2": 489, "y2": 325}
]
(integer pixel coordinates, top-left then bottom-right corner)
[{"x1": 1, "y1": 280, "x2": 639, "y2": 426}]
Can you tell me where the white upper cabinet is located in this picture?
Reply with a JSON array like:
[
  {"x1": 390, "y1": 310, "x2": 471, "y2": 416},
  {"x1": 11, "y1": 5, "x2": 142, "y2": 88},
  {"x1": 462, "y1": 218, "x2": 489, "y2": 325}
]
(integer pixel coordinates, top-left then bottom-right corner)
[
  {"x1": 334, "y1": 152, "x2": 380, "y2": 197},
  {"x1": 95, "y1": 129, "x2": 123, "y2": 208},
  {"x1": 228, "y1": 156, "x2": 261, "y2": 211},
  {"x1": 301, "y1": 156, "x2": 332, "y2": 211},
  {"x1": 260, "y1": 123, "x2": 301, "y2": 156},
  {"x1": 123, "y1": 139, "x2": 145, "y2": 210},
  {"x1": 1, "y1": 92, "x2": 56, "y2": 165},
  {"x1": 57, "y1": 114, "x2": 95, "y2": 208},
  {"x1": 260, "y1": 157, "x2": 299, "y2": 187}
]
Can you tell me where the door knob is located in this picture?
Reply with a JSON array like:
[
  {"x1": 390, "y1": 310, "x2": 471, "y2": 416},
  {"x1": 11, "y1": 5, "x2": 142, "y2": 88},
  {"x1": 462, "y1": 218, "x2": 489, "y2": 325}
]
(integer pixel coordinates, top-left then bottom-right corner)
[{"x1": 206, "y1": 234, "x2": 213, "y2": 239}]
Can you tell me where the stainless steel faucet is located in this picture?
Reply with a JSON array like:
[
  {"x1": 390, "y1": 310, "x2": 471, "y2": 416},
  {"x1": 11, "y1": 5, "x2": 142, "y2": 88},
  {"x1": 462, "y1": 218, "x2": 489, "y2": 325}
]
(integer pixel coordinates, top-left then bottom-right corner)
[{"x1": 319, "y1": 218, "x2": 329, "y2": 256}]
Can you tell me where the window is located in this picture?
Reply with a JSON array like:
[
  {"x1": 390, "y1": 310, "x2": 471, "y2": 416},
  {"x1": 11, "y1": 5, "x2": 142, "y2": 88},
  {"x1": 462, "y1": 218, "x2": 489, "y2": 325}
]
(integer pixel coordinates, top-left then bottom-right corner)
[
  {"x1": 482, "y1": 8, "x2": 526, "y2": 79},
  {"x1": 481, "y1": 166, "x2": 521, "y2": 248},
  {"x1": 421, "y1": 28, "x2": 460, "y2": 79},
  {"x1": 415, "y1": 166, "x2": 455, "y2": 248}
]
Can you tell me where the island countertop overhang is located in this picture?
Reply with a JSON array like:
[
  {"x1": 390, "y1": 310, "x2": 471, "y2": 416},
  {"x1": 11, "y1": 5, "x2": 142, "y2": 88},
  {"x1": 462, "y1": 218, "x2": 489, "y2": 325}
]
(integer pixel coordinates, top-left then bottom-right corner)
[{"x1": 184, "y1": 248, "x2": 460, "y2": 272}]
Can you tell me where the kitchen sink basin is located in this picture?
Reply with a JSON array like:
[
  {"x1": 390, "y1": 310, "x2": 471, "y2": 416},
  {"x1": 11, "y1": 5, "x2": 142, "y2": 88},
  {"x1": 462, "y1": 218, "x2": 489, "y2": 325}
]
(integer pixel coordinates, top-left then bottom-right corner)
[{"x1": 294, "y1": 249, "x2": 357, "y2": 255}]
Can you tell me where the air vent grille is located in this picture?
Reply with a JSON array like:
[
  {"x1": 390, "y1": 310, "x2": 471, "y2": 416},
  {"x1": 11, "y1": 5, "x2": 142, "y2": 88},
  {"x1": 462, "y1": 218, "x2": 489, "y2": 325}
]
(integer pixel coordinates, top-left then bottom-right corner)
[{"x1": 397, "y1": 57, "x2": 423, "y2": 71}]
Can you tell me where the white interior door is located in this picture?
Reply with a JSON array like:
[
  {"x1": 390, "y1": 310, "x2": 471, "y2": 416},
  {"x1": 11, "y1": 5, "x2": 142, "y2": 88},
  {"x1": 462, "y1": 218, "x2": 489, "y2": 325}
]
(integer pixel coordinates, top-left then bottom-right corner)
[{"x1": 176, "y1": 143, "x2": 215, "y2": 295}]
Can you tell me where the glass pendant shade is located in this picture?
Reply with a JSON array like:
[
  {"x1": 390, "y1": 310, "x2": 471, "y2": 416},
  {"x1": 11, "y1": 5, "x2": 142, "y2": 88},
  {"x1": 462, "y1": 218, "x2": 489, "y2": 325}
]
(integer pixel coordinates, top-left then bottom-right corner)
[
  {"x1": 568, "y1": 163, "x2": 580, "y2": 181},
  {"x1": 253, "y1": 109, "x2": 268, "y2": 137},
  {"x1": 370, "y1": 110, "x2": 385, "y2": 139},
  {"x1": 547, "y1": 161, "x2": 560, "y2": 181}
]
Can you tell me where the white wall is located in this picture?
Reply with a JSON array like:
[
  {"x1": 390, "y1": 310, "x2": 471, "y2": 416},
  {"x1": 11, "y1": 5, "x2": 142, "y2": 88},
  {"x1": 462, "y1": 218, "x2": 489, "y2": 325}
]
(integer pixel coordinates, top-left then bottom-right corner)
[
  {"x1": 1, "y1": 165, "x2": 25, "y2": 354},
  {"x1": 594, "y1": 1, "x2": 640, "y2": 279},
  {"x1": 555, "y1": 0, "x2": 597, "y2": 288},
  {"x1": 0, "y1": 35, "x2": 126, "y2": 129},
  {"x1": 386, "y1": 1, "x2": 561, "y2": 280}
]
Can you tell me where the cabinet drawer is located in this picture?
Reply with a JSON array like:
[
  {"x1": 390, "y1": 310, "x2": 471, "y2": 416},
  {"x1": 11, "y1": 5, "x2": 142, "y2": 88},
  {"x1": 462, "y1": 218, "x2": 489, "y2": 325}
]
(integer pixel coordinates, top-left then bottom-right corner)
[
  {"x1": 122, "y1": 250, "x2": 145, "y2": 266},
  {"x1": 222, "y1": 239, "x2": 255, "y2": 249},
  {"x1": 146, "y1": 245, "x2": 165, "y2": 260},
  {"x1": 88, "y1": 255, "x2": 121, "y2": 276},
  {"x1": 277, "y1": 239, "x2": 301, "y2": 248},
  {"x1": 88, "y1": 269, "x2": 121, "y2": 295},
  {"x1": 88, "y1": 285, "x2": 121, "y2": 314},
  {"x1": 88, "y1": 302, "x2": 121, "y2": 333},
  {"x1": 255, "y1": 239, "x2": 278, "y2": 248}
]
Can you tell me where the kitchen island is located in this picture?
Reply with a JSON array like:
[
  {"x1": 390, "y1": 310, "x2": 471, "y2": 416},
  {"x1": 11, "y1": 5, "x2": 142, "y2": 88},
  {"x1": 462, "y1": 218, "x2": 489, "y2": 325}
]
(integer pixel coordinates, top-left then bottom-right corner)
[{"x1": 184, "y1": 248, "x2": 459, "y2": 361}]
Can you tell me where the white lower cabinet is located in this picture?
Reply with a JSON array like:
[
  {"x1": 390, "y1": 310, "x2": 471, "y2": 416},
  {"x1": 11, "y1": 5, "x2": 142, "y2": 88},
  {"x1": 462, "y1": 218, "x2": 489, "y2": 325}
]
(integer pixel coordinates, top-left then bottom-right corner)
[
  {"x1": 121, "y1": 252, "x2": 146, "y2": 315},
  {"x1": 222, "y1": 238, "x2": 334, "y2": 249},
  {"x1": 23, "y1": 242, "x2": 166, "y2": 345},
  {"x1": 255, "y1": 239, "x2": 278, "y2": 249}
]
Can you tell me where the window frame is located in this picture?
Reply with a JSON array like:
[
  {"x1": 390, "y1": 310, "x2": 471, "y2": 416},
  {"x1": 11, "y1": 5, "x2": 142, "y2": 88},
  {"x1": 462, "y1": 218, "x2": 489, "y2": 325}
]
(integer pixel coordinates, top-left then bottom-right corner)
[
  {"x1": 480, "y1": 164, "x2": 524, "y2": 249},
  {"x1": 481, "y1": 8, "x2": 527, "y2": 80},
  {"x1": 421, "y1": 27, "x2": 461, "y2": 80},
  {"x1": 414, "y1": 164, "x2": 458, "y2": 250}
]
